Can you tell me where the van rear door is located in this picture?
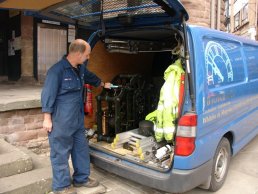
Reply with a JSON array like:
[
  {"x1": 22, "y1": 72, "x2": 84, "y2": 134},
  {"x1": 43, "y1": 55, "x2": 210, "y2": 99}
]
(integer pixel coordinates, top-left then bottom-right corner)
[{"x1": 33, "y1": 0, "x2": 188, "y2": 30}]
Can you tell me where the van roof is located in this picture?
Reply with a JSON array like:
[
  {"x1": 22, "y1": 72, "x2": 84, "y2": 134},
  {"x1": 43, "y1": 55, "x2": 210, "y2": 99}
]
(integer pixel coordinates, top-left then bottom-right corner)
[{"x1": 188, "y1": 25, "x2": 258, "y2": 46}]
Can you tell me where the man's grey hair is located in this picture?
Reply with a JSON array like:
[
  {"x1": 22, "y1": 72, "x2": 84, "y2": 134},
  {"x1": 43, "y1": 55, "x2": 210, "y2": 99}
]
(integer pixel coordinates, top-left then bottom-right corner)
[{"x1": 69, "y1": 40, "x2": 86, "y2": 54}]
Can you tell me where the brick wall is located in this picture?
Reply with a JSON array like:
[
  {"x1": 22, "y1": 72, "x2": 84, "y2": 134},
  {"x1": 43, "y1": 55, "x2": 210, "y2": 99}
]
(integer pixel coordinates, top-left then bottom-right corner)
[
  {"x1": 182, "y1": 0, "x2": 225, "y2": 30},
  {"x1": 0, "y1": 108, "x2": 49, "y2": 154},
  {"x1": 21, "y1": 15, "x2": 34, "y2": 78}
]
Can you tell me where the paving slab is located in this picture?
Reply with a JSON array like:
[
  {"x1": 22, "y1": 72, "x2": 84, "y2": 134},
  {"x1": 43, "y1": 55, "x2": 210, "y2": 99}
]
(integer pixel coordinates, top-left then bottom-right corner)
[
  {"x1": 0, "y1": 83, "x2": 42, "y2": 112},
  {"x1": 76, "y1": 185, "x2": 106, "y2": 194}
]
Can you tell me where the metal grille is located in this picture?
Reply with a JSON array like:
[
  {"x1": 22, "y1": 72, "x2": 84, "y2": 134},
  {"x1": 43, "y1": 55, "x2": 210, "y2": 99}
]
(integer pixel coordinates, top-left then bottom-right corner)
[{"x1": 51, "y1": 0, "x2": 165, "y2": 23}]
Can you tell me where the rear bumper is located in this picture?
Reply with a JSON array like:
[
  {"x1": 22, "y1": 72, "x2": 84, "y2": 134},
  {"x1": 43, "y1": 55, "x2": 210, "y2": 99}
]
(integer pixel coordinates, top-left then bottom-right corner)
[{"x1": 90, "y1": 150, "x2": 213, "y2": 193}]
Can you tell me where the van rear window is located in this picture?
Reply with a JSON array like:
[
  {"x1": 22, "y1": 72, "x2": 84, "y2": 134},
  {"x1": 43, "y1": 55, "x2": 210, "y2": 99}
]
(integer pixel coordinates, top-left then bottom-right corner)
[
  {"x1": 203, "y1": 38, "x2": 245, "y2": 89},
  {"x1": 243, "y1": 44, "x2": 258, "y2": 80}
]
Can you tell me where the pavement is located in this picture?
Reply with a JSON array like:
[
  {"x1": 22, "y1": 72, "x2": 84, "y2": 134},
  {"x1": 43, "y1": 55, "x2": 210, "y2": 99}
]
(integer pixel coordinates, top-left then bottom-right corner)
[{"x1": 0, "y1": 82, "x2": 258, "y2": 194}]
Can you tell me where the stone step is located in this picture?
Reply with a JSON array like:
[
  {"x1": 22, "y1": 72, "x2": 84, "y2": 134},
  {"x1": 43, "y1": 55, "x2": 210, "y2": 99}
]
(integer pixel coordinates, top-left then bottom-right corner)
[
  {"x1": 0, "y1": 167, "x2": 52, "y2": 194},
  {"x1": 0, "y1": 138, "x2": 106, "y2": 194},
  {"x1": 0, "y1": 151, "x2": 33, "y2": 178},
  {"x1": 0, "y1": 138, "x2": 33, "y2": 178}
]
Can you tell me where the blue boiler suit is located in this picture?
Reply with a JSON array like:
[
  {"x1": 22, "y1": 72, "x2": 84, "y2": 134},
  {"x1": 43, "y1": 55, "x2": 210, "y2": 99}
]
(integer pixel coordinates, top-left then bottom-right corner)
[{"x1": 41, "y1": 56, "x2": 101, "y2": 191}]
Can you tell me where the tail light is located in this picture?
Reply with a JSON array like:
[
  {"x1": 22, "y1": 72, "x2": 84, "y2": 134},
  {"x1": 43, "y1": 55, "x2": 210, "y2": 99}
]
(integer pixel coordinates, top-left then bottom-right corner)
[{"x1": 175, "y1": 113, "x2": 197, "y2": 156}]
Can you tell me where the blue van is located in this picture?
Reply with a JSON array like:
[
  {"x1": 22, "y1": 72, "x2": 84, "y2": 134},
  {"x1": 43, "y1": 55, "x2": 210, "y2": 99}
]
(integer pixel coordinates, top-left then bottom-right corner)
[{"x1": 38, "y1": 0, "x2": 258, "y2": 193}]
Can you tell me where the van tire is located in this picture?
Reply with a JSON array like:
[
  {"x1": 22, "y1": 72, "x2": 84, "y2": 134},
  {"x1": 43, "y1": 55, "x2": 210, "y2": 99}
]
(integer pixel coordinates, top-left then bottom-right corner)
[{"x1": 209, "y1": 137, "x2": 231, "y2": 192}]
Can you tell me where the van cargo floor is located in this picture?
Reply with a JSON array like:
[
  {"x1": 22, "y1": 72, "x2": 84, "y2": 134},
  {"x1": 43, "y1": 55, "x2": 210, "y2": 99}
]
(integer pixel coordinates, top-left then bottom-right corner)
[
  {"x1": 89, "y1": 139, "x2": 136, "y2": 156},
  {"x1": 89, "y1": 138, "x2": 173, "y2": 171}
]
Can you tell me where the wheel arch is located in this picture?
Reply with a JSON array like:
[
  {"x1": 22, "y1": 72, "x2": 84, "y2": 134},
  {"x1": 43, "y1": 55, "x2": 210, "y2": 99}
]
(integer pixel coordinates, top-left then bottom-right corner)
[
  {"x1": 199, "y1": 131, "x2": 233, "y2": 190},
  {"x1": 223, "y1": 131, "x2": 233, "y2": 156}
]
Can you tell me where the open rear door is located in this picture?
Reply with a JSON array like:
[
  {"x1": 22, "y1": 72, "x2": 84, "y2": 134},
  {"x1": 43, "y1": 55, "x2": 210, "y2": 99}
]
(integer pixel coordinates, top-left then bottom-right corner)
[{"x1": 34, "y1": 0, "x2": 188, "y2": 30}]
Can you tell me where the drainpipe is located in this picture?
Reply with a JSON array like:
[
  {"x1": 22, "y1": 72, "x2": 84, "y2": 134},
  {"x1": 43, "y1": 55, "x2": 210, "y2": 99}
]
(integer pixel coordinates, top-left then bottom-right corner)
[
  {"x1": 217, "y1": 0, "x2": 221, "y2": 30},
  {"x1": 211, "y1": 0, "x2": 216, "y2": 29}
]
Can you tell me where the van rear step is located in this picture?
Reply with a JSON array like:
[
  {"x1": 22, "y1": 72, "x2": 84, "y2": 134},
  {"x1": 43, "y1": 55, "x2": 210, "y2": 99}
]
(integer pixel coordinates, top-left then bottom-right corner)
[{"x1": 89, "y1": 128, "x2": 174, "y2": 170}]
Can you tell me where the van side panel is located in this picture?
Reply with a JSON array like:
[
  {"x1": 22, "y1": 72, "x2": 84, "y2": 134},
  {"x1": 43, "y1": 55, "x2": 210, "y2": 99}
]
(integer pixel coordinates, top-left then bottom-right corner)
[
  {"x1": 174, "y1": 26, "x2": 258, "y2": 170},
  {"x1": 233, "y1": 43, "x2": 258, "y2": 154}
]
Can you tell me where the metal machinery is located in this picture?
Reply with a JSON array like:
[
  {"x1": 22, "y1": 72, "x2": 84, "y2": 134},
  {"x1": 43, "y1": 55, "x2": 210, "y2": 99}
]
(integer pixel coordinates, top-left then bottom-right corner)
[{"x1": 96, "y1": 74, "x2": 159, "y2": 142}]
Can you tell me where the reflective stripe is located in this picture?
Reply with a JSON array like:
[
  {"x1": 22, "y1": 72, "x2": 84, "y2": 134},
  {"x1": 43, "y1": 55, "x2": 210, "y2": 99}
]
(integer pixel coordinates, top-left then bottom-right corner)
[
  {"x1": 155, "y1": 127, "x2": 163, "y2": 133},
  {"x1": 176, "y1": 126, "x2": 196, "y2": 137},
  {"x1": 163, "y1": 126, "x2": 175, "y2": 134},
  {"x1": 157, "y1": 104, "x2": 164, "y2": 110}
]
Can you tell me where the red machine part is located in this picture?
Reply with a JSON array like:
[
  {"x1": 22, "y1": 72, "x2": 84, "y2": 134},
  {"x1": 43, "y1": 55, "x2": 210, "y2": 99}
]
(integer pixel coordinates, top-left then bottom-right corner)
[
  {"x1": 84, "y1": 84, "x2": 93, "y2": 115},
  {"x1": 178, "y1": 73, "x2": 185, "y2": 115}
]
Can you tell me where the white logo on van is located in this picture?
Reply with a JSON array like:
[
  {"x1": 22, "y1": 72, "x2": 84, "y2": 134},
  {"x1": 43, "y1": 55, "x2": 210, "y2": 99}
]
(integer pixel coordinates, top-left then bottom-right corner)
[{"x1": 205, "y1": 41, "x2": 233, "y2": 86}]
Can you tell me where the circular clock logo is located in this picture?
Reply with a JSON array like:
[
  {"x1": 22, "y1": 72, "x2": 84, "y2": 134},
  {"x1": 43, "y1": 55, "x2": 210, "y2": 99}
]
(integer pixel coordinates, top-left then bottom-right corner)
[{"x1": 205, "y1": 41, "x2": 233, "y2": 86}]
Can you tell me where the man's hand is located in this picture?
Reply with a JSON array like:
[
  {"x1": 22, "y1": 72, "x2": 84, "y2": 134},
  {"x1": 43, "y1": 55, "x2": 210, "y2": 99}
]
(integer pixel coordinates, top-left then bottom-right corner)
[
  {"x1": 104, "y1": 82, "x2": 112, "y2": 89},
  {"x1": 43, "y1": 113, "x2": 53, "y2": 132},
  {"x1": 100, "y1": 81, "x2": 112, "y2": 89}
]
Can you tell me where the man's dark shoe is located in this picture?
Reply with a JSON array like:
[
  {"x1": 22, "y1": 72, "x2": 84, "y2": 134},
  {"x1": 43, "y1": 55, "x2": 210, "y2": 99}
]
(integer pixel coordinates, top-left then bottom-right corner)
[
  {"x1": 48, "y1": 186, "x2": 77, "y2": 194},
  {"x1": 73, "y1": 178, "x2": 99, "y2": 188}
]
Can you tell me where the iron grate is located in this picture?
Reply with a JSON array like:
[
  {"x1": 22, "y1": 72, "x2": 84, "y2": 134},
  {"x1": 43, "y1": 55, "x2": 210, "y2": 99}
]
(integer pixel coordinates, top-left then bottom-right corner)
[{"x1": 51, "y1": 0, "x2": 165, "y2": 23}]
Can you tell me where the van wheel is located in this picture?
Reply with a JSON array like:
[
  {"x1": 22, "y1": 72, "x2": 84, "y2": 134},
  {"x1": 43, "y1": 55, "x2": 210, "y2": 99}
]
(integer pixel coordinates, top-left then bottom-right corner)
[{"x1": 209, "y1": 137, "x2": 231, "y2": 192}]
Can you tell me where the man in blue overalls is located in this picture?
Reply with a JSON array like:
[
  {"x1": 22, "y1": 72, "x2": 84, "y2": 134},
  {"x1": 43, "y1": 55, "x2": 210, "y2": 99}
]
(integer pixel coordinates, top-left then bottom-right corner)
[{"x1": 41, "y1": 39, "x2": 111, "y2": 194}]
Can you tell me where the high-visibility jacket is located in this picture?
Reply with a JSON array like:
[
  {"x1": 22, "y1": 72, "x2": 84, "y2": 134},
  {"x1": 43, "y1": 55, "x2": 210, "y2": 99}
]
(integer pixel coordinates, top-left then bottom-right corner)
[{"x1": 146, "y1": 59, "x2": 184, "y2": 142}]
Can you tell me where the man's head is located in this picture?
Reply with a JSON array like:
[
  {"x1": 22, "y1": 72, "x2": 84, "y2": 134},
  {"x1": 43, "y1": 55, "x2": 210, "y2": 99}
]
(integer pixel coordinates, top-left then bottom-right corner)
[{"x1": 68, "y1": 39, "x2": 91, "y2": 65}]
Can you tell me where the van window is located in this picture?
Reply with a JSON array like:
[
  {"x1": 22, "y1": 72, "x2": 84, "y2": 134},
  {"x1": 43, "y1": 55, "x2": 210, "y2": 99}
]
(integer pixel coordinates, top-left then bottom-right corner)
[
  {"x1": 243, "y1": 44, "x2": 258, "y2": 80},
  {"x1": 203, "y1": 38, "x2": 245, "y2": 89}
]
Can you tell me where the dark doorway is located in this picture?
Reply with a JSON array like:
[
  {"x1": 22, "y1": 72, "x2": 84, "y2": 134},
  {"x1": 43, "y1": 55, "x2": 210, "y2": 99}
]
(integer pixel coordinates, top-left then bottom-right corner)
[
  {"x1": 0, "y1": 10, "x2": 8, "y2": 77},
  {"x1": 8, "y1": 12, "x2": 21, "y2": 81}
]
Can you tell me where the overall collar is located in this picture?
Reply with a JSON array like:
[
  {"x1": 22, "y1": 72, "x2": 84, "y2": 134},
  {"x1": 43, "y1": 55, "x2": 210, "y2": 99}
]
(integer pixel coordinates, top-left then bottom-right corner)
[{"x1": 62, "y1": 55, "x2": 81, "y2": 69}]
